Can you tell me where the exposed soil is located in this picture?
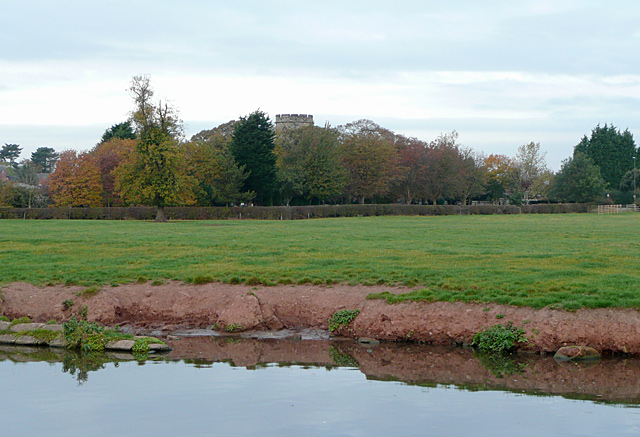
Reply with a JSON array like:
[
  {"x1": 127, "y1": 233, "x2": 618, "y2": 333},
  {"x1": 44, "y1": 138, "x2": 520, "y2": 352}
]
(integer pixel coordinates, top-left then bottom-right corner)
[{"x1": 3, "y1": 281, "x2": 640, "y2": 354}]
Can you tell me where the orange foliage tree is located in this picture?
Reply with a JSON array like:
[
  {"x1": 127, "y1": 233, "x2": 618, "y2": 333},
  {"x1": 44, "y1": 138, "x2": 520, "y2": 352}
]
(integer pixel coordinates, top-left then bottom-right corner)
[
  {"x1": 91, "y1": 138, "x2": 136, "y2": 206},
  {"x1": 48, "y1": 150, "x2": 102, "y2": 207}
]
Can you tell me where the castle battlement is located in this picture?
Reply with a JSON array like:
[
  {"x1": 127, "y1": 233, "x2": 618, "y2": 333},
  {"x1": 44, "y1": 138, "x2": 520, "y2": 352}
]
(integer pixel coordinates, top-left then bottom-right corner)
[{"x1": 275, "y1": 114, "x2": 314, "y2": 131}]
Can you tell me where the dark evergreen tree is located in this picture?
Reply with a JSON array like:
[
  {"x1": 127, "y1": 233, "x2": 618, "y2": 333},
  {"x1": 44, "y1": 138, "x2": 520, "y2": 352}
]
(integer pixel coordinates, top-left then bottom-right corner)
[
  {"x1": 99, "y1": 121, "x2": 136, "y2": 144},
  {"x1": 0, "y1": 143, "x2": 22, "y2": 167},
  {"x1": 230, "y1": 110, "x2": 278, "y2": 205},
  {"x1": 30, "y1": 147, "x2": 59, "y2": 173},
  {"x1": 551, "y1": 152, "x2": 605, "y2": 203},
  {"x1": 574, "y1": 124, "x2": 636, "y2": 189}
]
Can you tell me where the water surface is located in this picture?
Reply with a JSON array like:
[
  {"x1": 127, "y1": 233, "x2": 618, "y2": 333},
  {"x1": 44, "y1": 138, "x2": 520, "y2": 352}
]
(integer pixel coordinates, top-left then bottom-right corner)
[{"x1": 2, "y1": 338, "x2": 640, "y2": 436}]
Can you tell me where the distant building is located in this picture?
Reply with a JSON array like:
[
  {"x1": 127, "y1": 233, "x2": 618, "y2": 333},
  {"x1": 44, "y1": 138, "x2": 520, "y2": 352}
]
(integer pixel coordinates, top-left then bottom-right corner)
[{"x1": 275, "y1": 114, "x2": 314, "y2": 132}]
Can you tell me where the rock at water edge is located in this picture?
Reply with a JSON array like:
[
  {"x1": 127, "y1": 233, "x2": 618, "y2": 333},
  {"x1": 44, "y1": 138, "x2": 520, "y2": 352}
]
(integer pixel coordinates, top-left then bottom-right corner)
[
  {"x1": 554, "y1": 346, "x2": 600, "y2": 361},
  {"x1": 105, "y1": 340, "x2": 136, "y2": 351}
]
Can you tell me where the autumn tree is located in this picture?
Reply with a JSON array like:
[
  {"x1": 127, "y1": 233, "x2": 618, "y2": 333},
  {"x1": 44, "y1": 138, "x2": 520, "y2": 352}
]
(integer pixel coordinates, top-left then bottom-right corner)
[
  {"x1": 484, "y1": 154, "x2": 519, "y2": 203},
  {"x1": 48, "y1": 150, "x2": 102, "y2": 207},
  {"x1": 90, "y1": 138, "x2": 137, "y2": 206},
  {"x1": 114, "y1": 76, "x2": 196, "y2": 221},
  {"x1": 391, "y1": 135, "x2": 430, "y2": 204},
  {"x1": 418, "y1": 132, "x2": 481, "y2": 205},
  {"x1": 230, "y1": 110, "x2": 278, "y2": 205},
  {"x1": 339, "y1": 120, "x2": 397, "y2": 204}
]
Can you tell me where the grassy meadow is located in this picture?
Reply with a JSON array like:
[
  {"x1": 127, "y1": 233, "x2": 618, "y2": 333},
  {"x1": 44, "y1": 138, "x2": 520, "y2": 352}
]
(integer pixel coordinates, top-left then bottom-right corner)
[{"x1": 1, "y1": 214, "x2": 639, "y2": 309}]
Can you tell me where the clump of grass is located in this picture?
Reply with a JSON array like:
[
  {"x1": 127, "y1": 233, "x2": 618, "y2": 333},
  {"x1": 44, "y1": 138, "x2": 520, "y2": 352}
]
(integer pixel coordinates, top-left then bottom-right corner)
[
  {"x1": 10, "y1": 316, "x2": 32, "y2": 326},
  {"x1": 328, "y1": 309, "x2": 360, "y2": 332},
  {"x1": 46, "y1": 319, "x2": 57, "y2": 325},
  {"x1": 151, "y1": 279, "x2": 165, "y2": 286},
  {"x1": 0, "y1": 316, "x2": 9, "y2": 322},
  {"x1": 77, "y1": 305, "x2": 88, "y2": 320},
  {"x1": 136, "y1": 276, "x2": 147, "y2": 284},
  {"x1": 224, "y1": 323, "x2": 242, "y2": 333},
  {"x1": 15, "y1": 329, "x2": 61, "y2": 343},
  {"x1": 76, "y1": 286, "x2": 99, "y2": 298},
  {"x1": 472, "y1": 322, "x2": 528, "y2": 353},
  {"x1": 63, "y1": 299, "x2": 75, "y2": 310},
  {"x1": 192, "y1": 275, "x2": 214, "y2": 285},
  {"x1": 132, "y1": 336, "x2": 165, "y2": 353}
]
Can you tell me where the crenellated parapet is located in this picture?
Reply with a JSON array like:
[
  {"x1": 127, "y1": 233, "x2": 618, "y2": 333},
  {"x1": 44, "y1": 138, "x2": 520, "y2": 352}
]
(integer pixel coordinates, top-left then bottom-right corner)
[{"x1": 275, "y1": 114, "x2": 314, "y2": 131}]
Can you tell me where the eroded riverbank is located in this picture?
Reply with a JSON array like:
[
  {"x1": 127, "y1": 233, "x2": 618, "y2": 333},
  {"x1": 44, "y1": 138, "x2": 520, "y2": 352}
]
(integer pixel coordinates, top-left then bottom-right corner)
[{"x1": 2, "y1": 282, "x2": 640, "y2": 354}]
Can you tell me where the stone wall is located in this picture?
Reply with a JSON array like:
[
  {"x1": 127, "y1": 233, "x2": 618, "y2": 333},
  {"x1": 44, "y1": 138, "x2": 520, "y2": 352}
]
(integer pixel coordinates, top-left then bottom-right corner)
[{"x1": 275, "y1": 114, "x2": 314, "y2": 132}]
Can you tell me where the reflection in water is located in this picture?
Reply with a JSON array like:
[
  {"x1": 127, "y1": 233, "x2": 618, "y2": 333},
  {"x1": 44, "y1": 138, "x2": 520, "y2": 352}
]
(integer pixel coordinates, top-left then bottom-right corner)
[
  {"x1": 1, "y1": 337, "x2": 639, "y2": 405},
  {"x1": 3, "y1": 339, "x2": 640, "y2": 436}
]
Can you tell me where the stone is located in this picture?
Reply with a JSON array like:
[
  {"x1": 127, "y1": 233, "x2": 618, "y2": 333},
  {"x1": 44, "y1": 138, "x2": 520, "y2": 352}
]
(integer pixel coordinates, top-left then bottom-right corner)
[
  {"x1": 148, "y1": 343, "x2": 172, "y2": 352},
  {"x1": 15, "y1": 335, "x2": 46, "y2": 345},
  {"x1": 48, "y1": 337, "x2": 70, "y2": 348},
  {"x1": 0, "y1": 321, "x2": 10, "y2": 331},
  {"x1": 10, "y1": 323, "x2": 45, "y2": 333},
  {"x1": 105, "y1": 340, "x2": 136, "y2": 351},
  {"x1": 358, "y1": 337, "x2": 380, "y2": 345},
  {"x1": 554, "y1": 346, "x2": 601, "y2": 361},
  {"x1": 0, "y1": 334, "x2": 16, "y2": 344},
  {"x1": 44, "y1": 324, "x2": 64, "y2": 332}
]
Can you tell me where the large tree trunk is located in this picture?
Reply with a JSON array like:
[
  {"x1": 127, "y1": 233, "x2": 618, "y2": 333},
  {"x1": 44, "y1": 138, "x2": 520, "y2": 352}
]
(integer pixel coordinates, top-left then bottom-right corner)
[{"x1": 155, "y1": 205, "x2": 168, "y2": 222}]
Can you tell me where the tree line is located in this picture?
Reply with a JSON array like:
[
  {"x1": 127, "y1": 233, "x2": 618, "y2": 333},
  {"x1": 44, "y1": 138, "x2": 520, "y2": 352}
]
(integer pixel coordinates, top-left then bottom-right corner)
[{"x1": 1, "y1": 76, "x2": 637, "y2": 220}]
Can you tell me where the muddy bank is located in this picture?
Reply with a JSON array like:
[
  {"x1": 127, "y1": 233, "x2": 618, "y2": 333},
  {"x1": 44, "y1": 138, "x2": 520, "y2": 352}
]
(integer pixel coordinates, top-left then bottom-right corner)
[{"x1": 2, "y1": 282, "x2": 640, "y2": 354}]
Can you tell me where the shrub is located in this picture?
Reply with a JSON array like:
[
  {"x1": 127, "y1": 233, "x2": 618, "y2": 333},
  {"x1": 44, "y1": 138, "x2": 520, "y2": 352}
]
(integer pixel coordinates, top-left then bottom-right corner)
[
  {"x1": 0, "y1": 203, "x2": 591, "y2": 221},
  {"x1": 63, "y1": 316, "x2": 132, "y2": 352},
  {"x1": 472, "y1": 322, "x2": 528, "y2": 353}
]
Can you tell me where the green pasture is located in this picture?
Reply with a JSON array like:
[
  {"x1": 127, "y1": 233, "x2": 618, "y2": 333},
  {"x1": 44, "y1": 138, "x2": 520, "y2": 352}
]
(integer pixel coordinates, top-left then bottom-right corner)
[{"x1": 1, "y1": 214, "x2": 639, "y2": 309}]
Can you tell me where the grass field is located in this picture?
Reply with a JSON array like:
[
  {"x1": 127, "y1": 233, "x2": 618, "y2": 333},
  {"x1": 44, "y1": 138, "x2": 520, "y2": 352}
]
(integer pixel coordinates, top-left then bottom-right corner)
[{"x1": 1, "y1": 214, "x2": 639, "y2": 309}]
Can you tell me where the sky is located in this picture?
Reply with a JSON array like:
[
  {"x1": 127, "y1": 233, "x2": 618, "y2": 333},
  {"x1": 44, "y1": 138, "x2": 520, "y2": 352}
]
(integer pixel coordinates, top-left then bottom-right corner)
[{"x1": 2, "y1": 0, "x2": 640, "y2": 170}]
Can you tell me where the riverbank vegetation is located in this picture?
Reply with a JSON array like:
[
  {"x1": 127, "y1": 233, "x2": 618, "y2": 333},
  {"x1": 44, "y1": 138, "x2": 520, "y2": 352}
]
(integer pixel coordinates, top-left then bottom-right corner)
[{"x1": 2, "y1": 214, "x2": 640, "y2": 309}]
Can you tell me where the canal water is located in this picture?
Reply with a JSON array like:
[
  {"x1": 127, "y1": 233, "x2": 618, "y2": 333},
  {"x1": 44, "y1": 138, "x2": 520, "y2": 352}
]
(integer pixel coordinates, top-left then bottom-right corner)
[{"x1": 2, "y1": 336, "x2": 640, "y2": 436}]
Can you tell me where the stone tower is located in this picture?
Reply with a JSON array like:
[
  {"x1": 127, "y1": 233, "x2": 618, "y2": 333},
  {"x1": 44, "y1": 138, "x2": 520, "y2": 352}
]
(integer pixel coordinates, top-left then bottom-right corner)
[{"x1": 275, "y1": 114, "x2": 314, "y2": 132}]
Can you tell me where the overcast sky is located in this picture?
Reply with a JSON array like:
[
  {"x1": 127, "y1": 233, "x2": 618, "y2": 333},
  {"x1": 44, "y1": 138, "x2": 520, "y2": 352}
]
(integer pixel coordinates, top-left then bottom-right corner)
[{"x1": 2, "y1": 0, "x2": 639, "y2": 169}]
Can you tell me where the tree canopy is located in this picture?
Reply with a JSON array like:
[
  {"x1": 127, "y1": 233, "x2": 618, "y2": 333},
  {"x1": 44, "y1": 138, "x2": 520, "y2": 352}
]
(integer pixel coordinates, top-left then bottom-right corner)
[
  {"x1": 574, "y1": 124, "x2": 637, "y2": 189},
  {"x1": 0, "y1": 144, "x2": 22, "y2": 167},
  {"x1": 30, "y1": 147, "x2": 59, "y2": 173},
  {"x1": 551, "y1": 152, "x2": 605, "y2": 203},
  {"x1": 99, "y1": 121, "x2": 136, "y2": 145},
  {"x1": 230, "y1": 110, "x2": 278, "y2": 205},
  {"x1": 114, "y1": 76, "x2": 195, "y2": 221}
]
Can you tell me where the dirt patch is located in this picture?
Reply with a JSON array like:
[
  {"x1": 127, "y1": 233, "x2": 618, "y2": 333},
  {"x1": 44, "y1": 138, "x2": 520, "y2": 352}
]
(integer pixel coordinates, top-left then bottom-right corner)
[{"x1": 2, "y1": 281, "x2": 640, "y2": 354}]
